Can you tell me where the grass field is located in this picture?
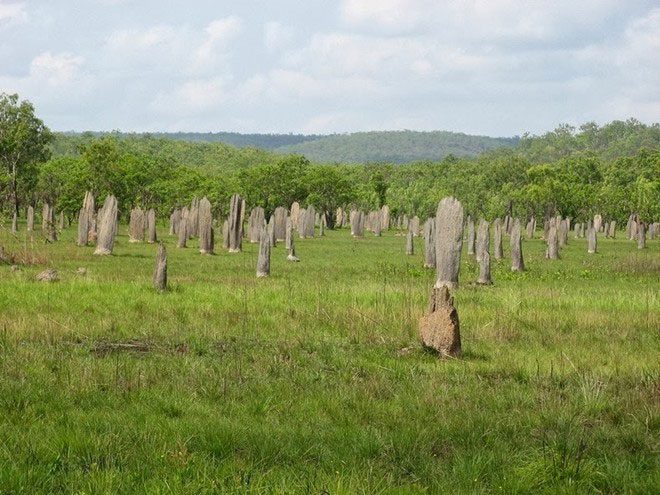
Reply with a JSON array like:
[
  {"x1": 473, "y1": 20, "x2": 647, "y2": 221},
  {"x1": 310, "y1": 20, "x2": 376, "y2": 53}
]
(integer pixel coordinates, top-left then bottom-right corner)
[{"x1": 0, "y1": 224, "x2": 658, "y2": 494}]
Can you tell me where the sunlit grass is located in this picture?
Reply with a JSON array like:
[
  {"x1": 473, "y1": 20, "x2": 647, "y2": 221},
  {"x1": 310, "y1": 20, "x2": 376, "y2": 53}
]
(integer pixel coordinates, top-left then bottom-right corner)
[{"x1": 0, "y1": 223, "x2": 658, "y2": 493}]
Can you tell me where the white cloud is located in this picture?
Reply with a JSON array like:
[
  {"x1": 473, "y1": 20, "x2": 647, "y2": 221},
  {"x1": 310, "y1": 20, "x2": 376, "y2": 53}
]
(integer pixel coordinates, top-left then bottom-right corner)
[
  {"x1": 236, "y1": 68, "x2": 380, "y2": 103},
  {"x1": 103, "y1": 17, "x2": 242, "y2": 78},
  {"x1": 301, "y1": 112, "x2": 349, "y2": 134},
  {"x1": 342, "y1": 0, "x2": 430, "y2": 33},
  {"x1": 151, "y1": 77, "x2": 228, "y2": 115},
  {"x1": 96, "y1": 0, "x2": 133, "y2": 5},
  {"x1": 104, "y1": 24, "x2": 191, "y2": 73},
  {"x1": 235, "y1": 74, "x2": 268, "y2": 103},
  {"x1": 575, "y1": 8, "x2": 660, "y2": 122},
  {"x1": 264, "y1": 21, "x2": 294, "y2": 51},
  {"x1": 216, "y1": 2, "x2": 659, "y2": 134},
  {"x1": 282, "y1": 32, "x2": 493, "y2": 90},
  {"x1": 341, "y1": 0, "x2": 646, "y2": 45},
  {"x1": 195, "y1": 16, "x2": 243, "y2": 67},
  {"x1": 0, "y1": 1, "x2": 27, "y2": 27},
  {"x1": 0, "y1": 50, "x2": 94, "y2": 130},
  {"x1": 30, "y1": 51, "x2": 85, "y2": 85},
  {"x1": 205, "y1": 16, "x2": 242, "y2": 42},
  {"x1": 0, "y1": 1, "x2": 657, "y2": 134},
  {"x1": 107, "y1": 25, "x2": 175, "y2": 51},
  {"x1": 619, "y1": 7, "x2": 660, "y2": 67}
]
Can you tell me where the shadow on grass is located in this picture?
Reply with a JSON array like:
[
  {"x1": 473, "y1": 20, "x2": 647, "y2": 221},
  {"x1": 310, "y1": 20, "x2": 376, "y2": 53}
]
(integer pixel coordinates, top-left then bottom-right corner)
[
  {"x1": 459, "y1": 349, "x2": 489, "y2": 361},
  {"x1": 417, "y1": 346, "x2": 489, "y2": 362}
]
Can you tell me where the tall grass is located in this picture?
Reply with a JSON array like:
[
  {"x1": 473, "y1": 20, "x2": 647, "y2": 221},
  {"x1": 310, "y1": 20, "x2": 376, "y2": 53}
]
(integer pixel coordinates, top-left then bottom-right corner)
[{"x1": 0, "y1": 224, "x2": 658, "y2": 493}]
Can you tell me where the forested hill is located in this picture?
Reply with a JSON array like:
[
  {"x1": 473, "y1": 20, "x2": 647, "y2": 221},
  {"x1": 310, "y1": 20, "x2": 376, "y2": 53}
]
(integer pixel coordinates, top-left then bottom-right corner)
[
  {"x1": 54, "y1": 120, "x2": 659, "y2": 165},
  {"x1": 58, "y1": 130, "x2": 518, "y2": 164},
  {"x1": 144, "y1": 131, "x2": 322, "y2": 149},
  {"x1": 51, "y1": 133, "x2": 282, "y2": 171},
  {"x1": 515, "y1": 120, "x2": 660, "y2": 163},
  {"x1": 276, "y1": 121, "x2": 660, "y2": 164},
  {"x1": 275, "y1": 131, "x2": 518, "y2": 163},
  {"x1": 58, "y1": 131, "x2": 322, "y2": 150},
  {"x1": 38, "y1": 119, "x2": 659, "y2": 225}
]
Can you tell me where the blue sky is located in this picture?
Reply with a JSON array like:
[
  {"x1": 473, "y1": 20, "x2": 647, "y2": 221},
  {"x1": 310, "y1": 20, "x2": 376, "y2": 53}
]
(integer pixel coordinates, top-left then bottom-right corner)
[{"x1": 0, "y1": 0, "x2": 658, "y2": 136}]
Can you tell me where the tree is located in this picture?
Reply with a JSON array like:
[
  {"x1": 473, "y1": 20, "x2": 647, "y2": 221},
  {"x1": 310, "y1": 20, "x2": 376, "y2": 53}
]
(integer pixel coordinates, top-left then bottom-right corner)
[
  {"x1": 238, "y1": 155, "x2": 309, "y2": 215},
  {"x1": 305, "y1": 165, "x2": 354, "y2": 228},
  {"x1": 82, "y1": 137, "x2": 125, "y2": 201},
  {"x1": 36, "y1": 156, "x2": 90, "y2": 217},
  {"x1": 0, "y1": 93, "x2": 52, "y2": 221}
]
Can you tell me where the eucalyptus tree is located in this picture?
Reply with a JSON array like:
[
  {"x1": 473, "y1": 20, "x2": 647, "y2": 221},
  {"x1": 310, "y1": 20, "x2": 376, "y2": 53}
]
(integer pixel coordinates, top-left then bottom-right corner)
[{"x1": 0, "y1": 93, "x2": 52, "y2": 225}]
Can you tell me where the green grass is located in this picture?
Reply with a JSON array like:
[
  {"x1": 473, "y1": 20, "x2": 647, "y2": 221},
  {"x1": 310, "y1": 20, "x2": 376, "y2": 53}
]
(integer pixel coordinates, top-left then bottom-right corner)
[{"x1": 0, "y1": 224, "x2": 658, "y2": 494}]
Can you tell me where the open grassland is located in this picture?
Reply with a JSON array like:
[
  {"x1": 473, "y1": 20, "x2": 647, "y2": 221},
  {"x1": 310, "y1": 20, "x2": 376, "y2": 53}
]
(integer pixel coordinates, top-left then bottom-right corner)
[{"x1": 0, "y1": 225, "x2": 658, "y2": 494}]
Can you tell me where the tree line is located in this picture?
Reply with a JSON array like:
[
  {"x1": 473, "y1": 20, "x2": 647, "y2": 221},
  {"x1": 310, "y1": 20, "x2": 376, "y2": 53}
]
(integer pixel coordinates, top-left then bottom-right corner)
[
  {"x1": 276, "y1": 130, "x2": 518, "y2": 163},
  {"x1": 1, "y1": 93, "x2": 658, "y2": 228}
]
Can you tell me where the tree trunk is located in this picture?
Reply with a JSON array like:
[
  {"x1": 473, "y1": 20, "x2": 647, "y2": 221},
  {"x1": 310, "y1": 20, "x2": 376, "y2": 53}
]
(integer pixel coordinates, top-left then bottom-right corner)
[
  {"x1": 326, "y1": 209, "x2": 336, "y2": 229},
  {"x1": 11, "y1": 162, "x2": 19, "y2": 231}
]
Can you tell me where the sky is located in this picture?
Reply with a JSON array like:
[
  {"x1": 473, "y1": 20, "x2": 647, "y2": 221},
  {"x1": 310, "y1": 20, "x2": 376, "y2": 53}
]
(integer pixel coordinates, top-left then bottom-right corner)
[{"x1": 0, "y1": 0, "x2": 658, "y2": 136}]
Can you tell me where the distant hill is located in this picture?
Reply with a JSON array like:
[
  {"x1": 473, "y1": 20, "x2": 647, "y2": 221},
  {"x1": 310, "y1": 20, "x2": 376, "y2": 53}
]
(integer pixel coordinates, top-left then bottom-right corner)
[
  {"x1": 274, "y1": 130, "x2": 519, "y2": 163},
  {"x1": 148, "y1": 131, "x2": 324, "y2": 149},
  {"x1": 55, "y1": 121, "x2": 659, "y2": 166},
  {"x1": 58, "y1": 130, "x2": 518, "y2": 164},
  {"x1": 57, "y1": 131, "x2": 322, "y2": 151}
]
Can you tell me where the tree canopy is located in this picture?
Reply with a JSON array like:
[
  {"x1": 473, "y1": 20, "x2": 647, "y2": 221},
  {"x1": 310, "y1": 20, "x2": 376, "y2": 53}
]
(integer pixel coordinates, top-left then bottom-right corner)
[
  {"x1": 1, "y1": 97, "x2": 658, "y2": 227},
  {"x1": 0, "y1": 93, "x2": 53, "y2": 216}
]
